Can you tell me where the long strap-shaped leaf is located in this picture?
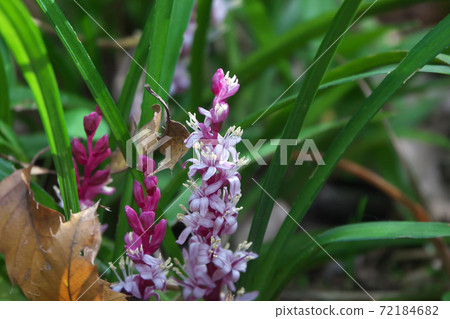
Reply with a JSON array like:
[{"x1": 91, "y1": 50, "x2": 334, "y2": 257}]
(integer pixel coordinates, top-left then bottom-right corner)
[
  {"x1": 270, "y1": 221, "x2": 450, "y2": 299},
  {"x1": 36, "y1": 0, "x2": 133, "y2": 168},
  {"x1": 136, "y1": 0, "x2": 194, "y2": 260},
  {"x1": 140, "y1": 0, "x2": 195, "y2": 126},
  {"x1": 117, "y1": 2, "x2": 155, "y2": 118},
  {"x1": 237, "y1": 52, "x2": 450, "y2": 128},
  {"x1": 236, "y1": 0, "x2": 447, "y2": 83},
  {"x1": 259, "y1": 13, "x2": 450, "y2": 298},
  {"x1": 0, "y1": 0, "x2": 79, "y2": 216},
  {"x1": 245, "y1": 0, "x2": 363, "y2": 285},
  {"x1": 0, "y1": 41, "x2": 10, "y2": 126},
  {"x1": 189, "y1": 0, "x2": 213, "y2": 108}
]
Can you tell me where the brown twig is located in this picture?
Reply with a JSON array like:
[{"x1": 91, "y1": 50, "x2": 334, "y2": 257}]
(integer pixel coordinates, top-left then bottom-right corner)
[
  {"x1": 337, "y1": 159, "x2": 450, "y2": 276},
  {"x1": 144, "y1": 84, "x2": 171, "y2": 123},
  {"x1": 0, "y1": 148, "x2": 55, "y2": 175},
  {"x1": 351, "y1": 73, "x2": 450, "y2": 275},
  {"x1": 337, "y1": 159, "x2": 430, "y2": 222}
]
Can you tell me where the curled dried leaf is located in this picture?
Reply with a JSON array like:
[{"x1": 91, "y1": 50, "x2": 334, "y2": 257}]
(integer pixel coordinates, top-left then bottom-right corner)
[
  {"x1": 109, "y1": 86, "x2": 190, "y2": 174},
  {"x1": 144, "y1": 85, "x2": 189, "y2": 173},
  {"x1": 154, "y1": 118, "x2": 189, "y2": 173}
]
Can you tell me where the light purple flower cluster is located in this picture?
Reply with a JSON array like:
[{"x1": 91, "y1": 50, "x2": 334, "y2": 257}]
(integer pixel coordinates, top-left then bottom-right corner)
[
  {"x1": 111, "y1": 155, "x2": 171, "y2": 300},
  {"x1": 71, "y1": 106, "x2": 114, "y2": 210},
  {"x1": 175, "y1": 69, "x2": 257, "y2": 301}
]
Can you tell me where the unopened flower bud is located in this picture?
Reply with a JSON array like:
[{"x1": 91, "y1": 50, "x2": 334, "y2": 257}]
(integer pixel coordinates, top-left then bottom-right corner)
[
  {"x1": 83, "y1": 111, "x2": 101, "y2": 137},
  {"x1": 71, "y1": 138, "x2": 88, "y2": 165}
]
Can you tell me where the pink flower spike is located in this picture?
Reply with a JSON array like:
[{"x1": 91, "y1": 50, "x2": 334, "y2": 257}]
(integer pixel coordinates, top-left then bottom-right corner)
[
  {"x1": 71, "y1": 138, "x2": 88, "y2": 165},
  {"x1": 125, "y1": 205, "x2": 144, "y2": 236},
  {"x1": 83, "y1": 111, "x2": 101, "y2": 137},
  {"x1": 176, "y1": 68, "x2": 257, "y2": 300},
  {"x1": 71, "y1": 108, "x2": 114, "y2": 209}
]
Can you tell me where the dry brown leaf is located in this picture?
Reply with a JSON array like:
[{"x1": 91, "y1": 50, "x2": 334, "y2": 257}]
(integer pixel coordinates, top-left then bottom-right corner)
[
  {"x1": 100, "y1": 280, "x2": 127, "y2": 301},
  {"x1": 140, "y1": 104, "x2": 163, "y2": 155},
  {"x1": 108, "y1": 147, "x2": 128, "y2": 175},
  {"x1": 144, "y1": 85, "x2": 189, "y2": 173},
  {"x1": 154, "y1": 118, "x2": 189, "y2": 173},
  {"x1": 108, "y1": 104, "x2": 163, "y2": 174},
  {"x1": 0, "y1": 168, "x2": 119, "y2": 300},
  {"x1": 109, "y1": 86, "x2": 190, "y2": 174},
  {"x1": 142, "y1": 104, "x2": 162, "y2": 136}
]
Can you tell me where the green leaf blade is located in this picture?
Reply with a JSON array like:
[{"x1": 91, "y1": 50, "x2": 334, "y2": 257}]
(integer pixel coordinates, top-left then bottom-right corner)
[{"x1": 0, "y1": 0, "x2": 79, "y2": 216}]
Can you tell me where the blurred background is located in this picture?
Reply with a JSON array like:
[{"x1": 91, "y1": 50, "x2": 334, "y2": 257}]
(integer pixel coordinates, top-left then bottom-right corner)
[{"x1": 1, "y1": 0, "x2": 450, "y2": 300}]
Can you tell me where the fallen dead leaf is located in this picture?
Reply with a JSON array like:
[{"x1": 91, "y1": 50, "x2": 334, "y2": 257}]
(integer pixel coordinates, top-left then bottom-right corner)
[{"x1": 0, "y1": 168, "x2": 125, "y2": 301}]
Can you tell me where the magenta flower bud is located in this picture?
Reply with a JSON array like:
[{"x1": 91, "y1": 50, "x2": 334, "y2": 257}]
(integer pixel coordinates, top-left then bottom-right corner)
[
  {"x1": 125, "y1": 205, "x2": 144, "y2": 235},
  {"x1": 83, "y1": 111, "x2": 101, "y2": 137},
  {"x1": 144, "y1": 176, "x2": 158, "y2": 195},
  {"x1": 133, "y1": 180, "x2": 146, "y2": 208},
  {"x1": 212, "y1": 69, "x2": 239, "y2": 104},
  {"x1": 93, "y1": 135, "x2": 109, "y2": 157},
  {"x1": 211, "y1": 68, "x2": 224, "y2": 96},
  {"x1": 139, "y1": 211, "x2": 156, "y2": 232},
  {"x1": 89, "y1": 169, "x2": 110, "y2": 186},
  {"x1": 71, "y1": 138, "x2": 88, "y2": 165},
  {"x1": 137, "y1": 155, "x2": 155, "y2": 176},
  {"x1": 147, "y1": 219, "x2": 167, "y2": 254},
  {"x1": 143, "y1": 187, "x2": 161, "y2": 212}
]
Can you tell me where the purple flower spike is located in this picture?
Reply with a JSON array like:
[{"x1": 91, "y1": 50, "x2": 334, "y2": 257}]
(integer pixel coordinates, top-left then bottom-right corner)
[
  {"x1": 112, "y1": 157, "x2": 170, "y2": 301},
  {"x1": 177, "y1": 69, "x2": 257, "y2": 300},
  {"x1": 70, "y1": 109, "x2": 114, "y2": 210}
]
